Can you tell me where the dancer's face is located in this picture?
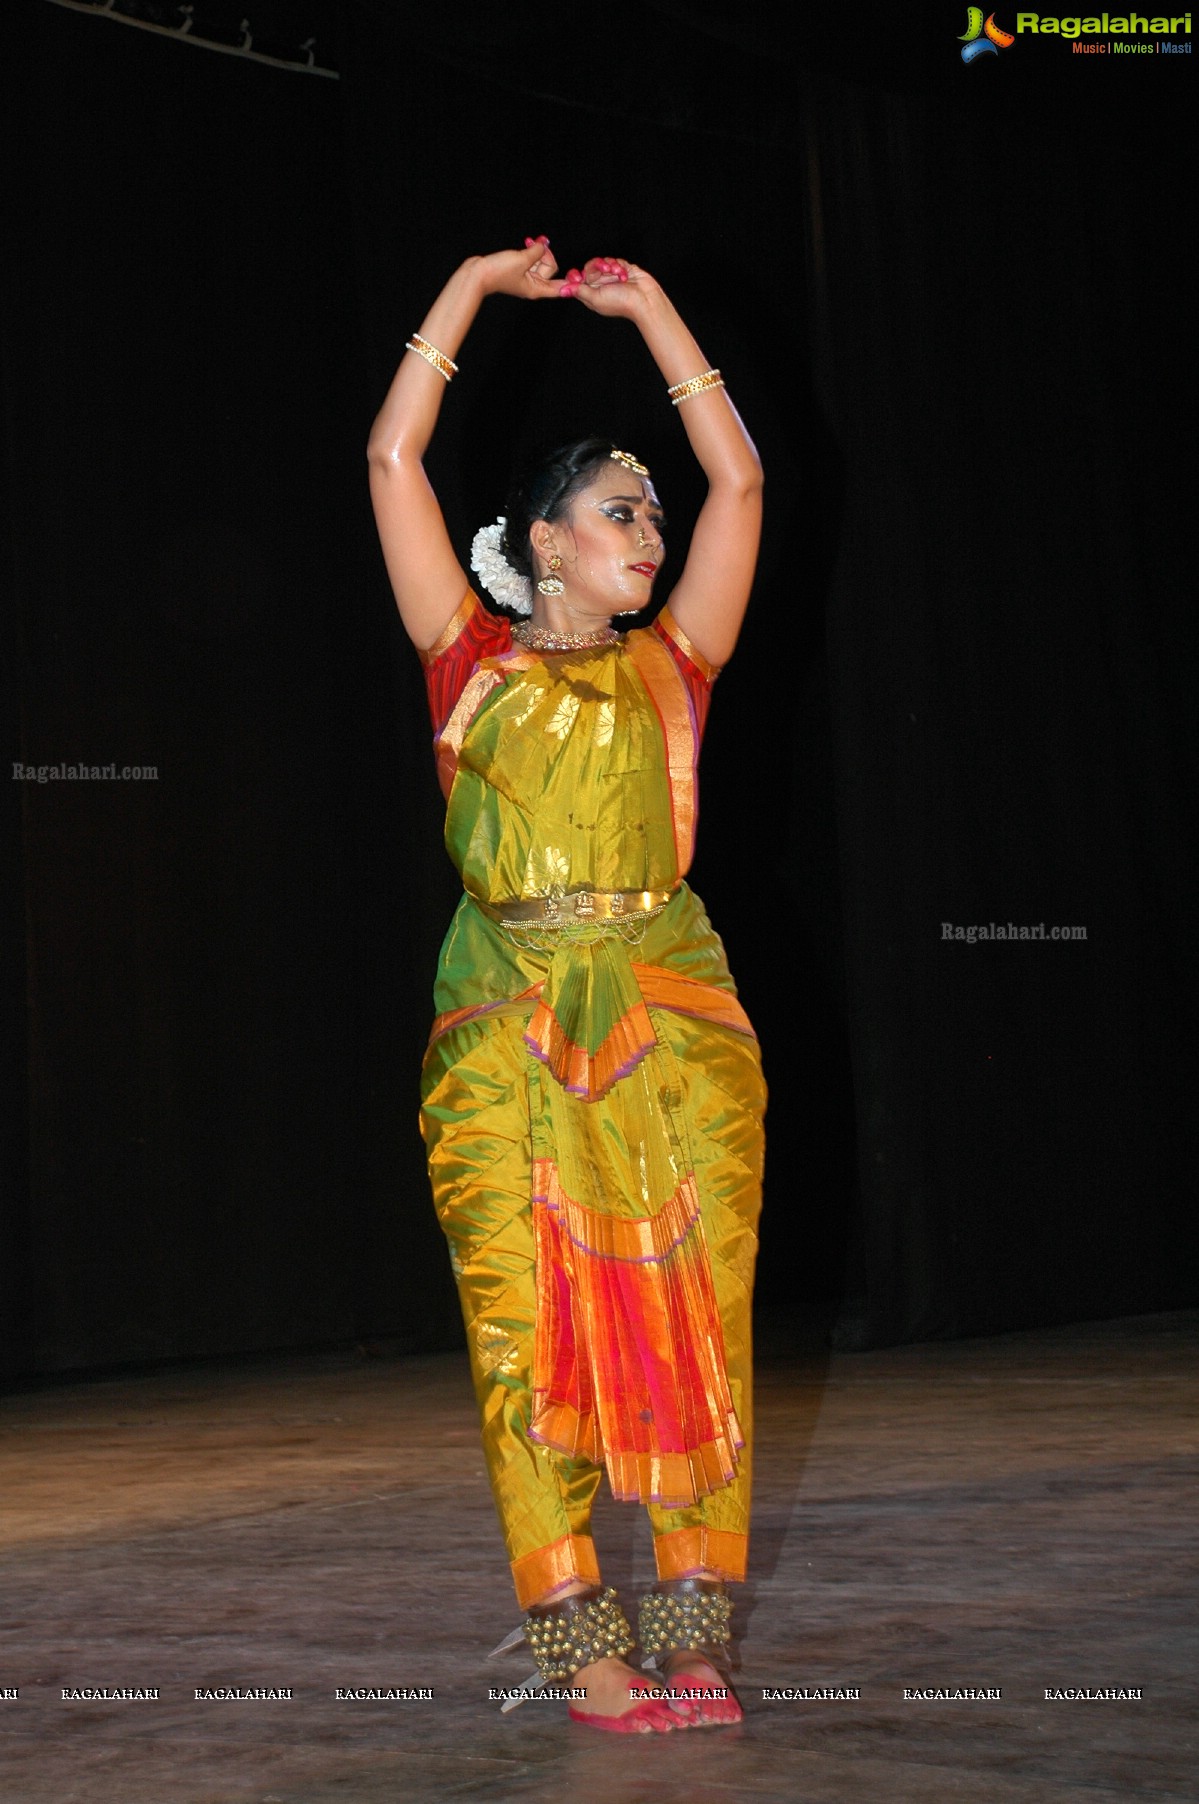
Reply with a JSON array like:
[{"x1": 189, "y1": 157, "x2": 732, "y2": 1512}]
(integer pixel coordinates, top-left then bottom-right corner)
[{"x1": 537, "y1": 466, "x2": 666, "y2": 620}]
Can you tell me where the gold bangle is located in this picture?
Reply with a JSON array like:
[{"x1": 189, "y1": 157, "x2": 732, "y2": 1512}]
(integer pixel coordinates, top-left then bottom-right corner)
[
  {"x1": 405, "y1": 334, "x2": 458, "y2": 382},
  {"x1": 668, "y1": 367, "x2": 724, "y2": 405}
]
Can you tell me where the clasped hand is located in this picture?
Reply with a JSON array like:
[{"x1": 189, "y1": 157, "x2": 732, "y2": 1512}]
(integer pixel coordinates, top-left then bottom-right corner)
[{"x1": 476, "y1": 239, "x2": 658, "y2": 316}]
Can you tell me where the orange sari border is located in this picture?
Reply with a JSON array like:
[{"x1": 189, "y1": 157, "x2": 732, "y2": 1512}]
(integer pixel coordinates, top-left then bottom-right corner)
[
  {"x1": 654, "y1": 606, "x2": 721, "y2": 684},
  {"x1": 434, "y1": 663, "x2": 505, "y2": 797},
  {"x1": 523, "y1": 995, "x2": 657, "y2": 1102},
  {"x1": 511, "y1": 1534, "x2": 602, "y2": 1611},
  {"x1": 601, "y1": 1437, "x2": 742, "y2": 1508},
  {"x1": 426, "y1": 985, "x2": 540, "y2": 1047},
  {"x1": 426, "y1": 962, "x2": 756, "y2": 1053},
  {"x1": 652, "y1": 1526, "x2": 748, "y2": 1585},
  {"x1": 532, "y1": 1159, "x2": 704, "y2": 1265},
  {"x1": 419, "y1": 588, "x2": 479, "y2": 667},
  {"x1": 526, "y1": 1396, "x2": 601, "y2": 1466},
  {"x1": 624, "y1": 628, "x2": 699, "y2": 879},
  {"x1": 631, "y1": 964, "x2": 756, "y2": 1040},
  {"x1": 527, "y1": 1394, "x2": 743, "y2": 1507}
]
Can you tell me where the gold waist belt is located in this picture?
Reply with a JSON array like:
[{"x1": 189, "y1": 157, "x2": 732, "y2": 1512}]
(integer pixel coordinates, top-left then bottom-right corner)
[{"x1": 478, "y1": 886, "x2": 677, "y2": 927}]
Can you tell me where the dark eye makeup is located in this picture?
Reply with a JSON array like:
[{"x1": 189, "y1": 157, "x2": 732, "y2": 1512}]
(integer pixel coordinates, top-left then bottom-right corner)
[{"x1": 602, "y1": 505, "x2": 667, "y2": 533}]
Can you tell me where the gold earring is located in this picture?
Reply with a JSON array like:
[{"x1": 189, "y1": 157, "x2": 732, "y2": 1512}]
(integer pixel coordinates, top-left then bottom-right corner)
[{"x1": 537, "y1": 553, "x2": 565, "y2": 596}]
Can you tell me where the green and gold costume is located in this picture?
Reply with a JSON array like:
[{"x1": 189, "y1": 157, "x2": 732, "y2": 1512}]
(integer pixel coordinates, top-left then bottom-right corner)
[{"x1": 420, "y1": 592, "x2": 766, "y2": 1608}]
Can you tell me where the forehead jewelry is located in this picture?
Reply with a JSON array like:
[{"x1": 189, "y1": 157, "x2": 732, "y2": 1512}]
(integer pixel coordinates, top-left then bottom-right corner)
[{"x1": 609, "y1": 448, "x2": 649, "y2": 476}]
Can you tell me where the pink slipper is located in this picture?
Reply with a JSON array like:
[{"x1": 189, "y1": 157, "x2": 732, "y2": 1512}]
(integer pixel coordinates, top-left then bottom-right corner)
[
  {"x1": 667, "y1": 1682, "x2": 743, "y2": 1728},
  {"x1": 568, "y1": 1696, "x2": 679, "y2": 1734},
  {"x1": 654, "y1": 1661, "x2": 743, "y2": 1729}
]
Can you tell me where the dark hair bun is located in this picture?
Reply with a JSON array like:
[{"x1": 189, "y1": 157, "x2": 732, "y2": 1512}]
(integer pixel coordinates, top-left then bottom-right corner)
[{"x1": 501, "y1": 437, "x2": 616, "y2": 580}]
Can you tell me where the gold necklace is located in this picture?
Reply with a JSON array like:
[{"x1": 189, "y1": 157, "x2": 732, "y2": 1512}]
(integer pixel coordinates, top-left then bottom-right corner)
[{"x1": 512, "y1": 621, "x2": 622, "y2": 652}]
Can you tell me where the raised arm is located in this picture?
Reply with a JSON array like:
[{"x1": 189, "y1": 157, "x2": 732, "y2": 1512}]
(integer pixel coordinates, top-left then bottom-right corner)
[
  {"x1": 566, "y1": 259, "x2": 763, "y2": 668},
  {"x1": 367, "y1": 241, "x2": 560, "y2": 651}
]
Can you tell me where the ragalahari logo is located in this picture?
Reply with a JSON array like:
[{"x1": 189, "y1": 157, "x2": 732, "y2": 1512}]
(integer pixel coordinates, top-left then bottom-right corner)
[{"x1": 959, "y1": 8, "x2": 1016, "y2": 58}]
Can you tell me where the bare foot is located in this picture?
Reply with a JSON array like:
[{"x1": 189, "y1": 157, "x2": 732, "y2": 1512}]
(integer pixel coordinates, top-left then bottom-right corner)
[
  {"x1": 567, "y1": 1655, "x2": 677, "y2": 1733},
  {"x1": 658, "y1": 1650, "x2": 743, "y2": 1727}
]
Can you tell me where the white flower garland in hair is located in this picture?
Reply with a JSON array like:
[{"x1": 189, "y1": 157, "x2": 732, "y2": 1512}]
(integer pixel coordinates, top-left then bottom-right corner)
[{"x1": 469, "y1": 517, "x2": 533, "y2": 616}]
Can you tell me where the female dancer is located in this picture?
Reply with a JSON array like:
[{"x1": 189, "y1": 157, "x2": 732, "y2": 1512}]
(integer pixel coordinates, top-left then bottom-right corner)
[{"x1": 368, "y1": 240, "x2": 766, "y2": 1732}]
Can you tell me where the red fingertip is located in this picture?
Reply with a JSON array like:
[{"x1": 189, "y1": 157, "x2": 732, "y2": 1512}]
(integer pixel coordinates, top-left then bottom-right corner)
[
  {"x1": 537, "y1": 234, "x2": 550, "y2": 245},
  {"x1": 524, "y1": 237, "x2": 534, "y2": 247}
]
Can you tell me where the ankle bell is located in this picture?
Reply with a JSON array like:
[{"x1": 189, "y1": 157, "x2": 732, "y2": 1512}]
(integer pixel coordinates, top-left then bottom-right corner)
[
  {"x1": 637, "y1": 1578, "x2": 733, "y2": 1662},
  {"x1": 522, "y1": 1585, "x2": 635, "y2": 1684}
]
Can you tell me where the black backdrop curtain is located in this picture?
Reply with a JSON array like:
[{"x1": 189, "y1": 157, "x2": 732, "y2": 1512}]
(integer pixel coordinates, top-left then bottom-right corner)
[{"x1": 2, "y1": 1, "x2": 1193, "y2": 1380}]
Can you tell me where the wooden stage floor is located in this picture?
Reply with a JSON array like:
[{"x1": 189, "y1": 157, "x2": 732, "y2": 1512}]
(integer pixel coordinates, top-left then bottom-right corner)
[{"x1": 1, "y1": 1311, "x2": 1195, "y2": 1802}]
